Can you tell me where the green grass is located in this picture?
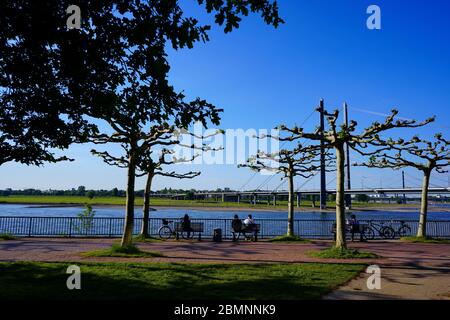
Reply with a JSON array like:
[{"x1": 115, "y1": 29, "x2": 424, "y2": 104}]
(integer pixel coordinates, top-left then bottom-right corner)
[
  {"x1": 308, "y1": 247, "x2": 378, "y2": 259},
  {"x1": 0, "y1": 194, "x2": 409, "y2": 210},
  {"x1": 81, "y1": 244, "x2": 164, "y2": 258},
  {"x1": 0, "y1": 261, "x2": 365, "y2": 299},
  {"x1": 0, "y1": 233, "x2": 16, "y2": 241},
  {"x1": 401, "y1": 236, "x2": 450, "y2": 244},
  {"x1": 133, "y1": 235, "x2": 164, "y2": 243},
  {"x1": 269, "y1": 235, "x2": 311, "y2": 243}
]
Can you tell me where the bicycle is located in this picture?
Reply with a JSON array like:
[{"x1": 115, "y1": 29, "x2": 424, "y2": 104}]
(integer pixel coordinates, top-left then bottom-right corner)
[
  {"x1": 396, "y1": 220, "x2": 412, "y2": 237},
  {"x1": 158, "y1": 218, "x2": 196, "y2": 240},
  {"x1": 364, "y1": 220, "x2": 396, "y2": 240},
  {"x1": 158, "y1": 219, "x2": 175, "y2": 239}
]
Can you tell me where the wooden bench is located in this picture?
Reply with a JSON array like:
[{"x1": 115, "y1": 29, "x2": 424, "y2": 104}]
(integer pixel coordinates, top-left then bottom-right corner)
[
  {"x1": 232, "y1": 224, "x2": 261, "y2": 242},
  {"x1": 331, "y1": 223, "x2": 369, "y2": 241},
  {"x1": 174, "y1": 222, "x2": 204, "y2": 241}
]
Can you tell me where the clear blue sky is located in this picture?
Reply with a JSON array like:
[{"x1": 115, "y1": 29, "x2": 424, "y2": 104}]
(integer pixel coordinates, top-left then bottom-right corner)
[{"x1": 1, "y1": 0, "x2": 450, "y2": 191}]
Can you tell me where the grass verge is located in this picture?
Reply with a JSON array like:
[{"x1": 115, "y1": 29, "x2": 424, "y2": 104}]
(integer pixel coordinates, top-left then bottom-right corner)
[
  {"x1": 0, "y1": 233, "x2": 16, "y2": 241},
  {"x1": 308, "y1": 247, "x2": 378, "y2": 259},
  {"x1": 81, "y1": 244, "x2": 164, "y2": 258},
  {"x1": 268, "y1": 235, "x2": 311, "y2": 243},
  {"x1": 0, "y1": 194, "x2": 410, "y2": 210},
  {"x1": 133, "y1": 235, "x2": 164, "y2": 243},
  {"x1": 401, "y1": 236, "x2": 450, "y2": 244},
  {"x1": 0, "y1": 261, "x2": 365, "y2": 299}
]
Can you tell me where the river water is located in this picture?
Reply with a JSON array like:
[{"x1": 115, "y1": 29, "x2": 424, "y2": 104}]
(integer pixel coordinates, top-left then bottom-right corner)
[{"x1": 1, "y1": 204, "x2": 450, "y2": 220}]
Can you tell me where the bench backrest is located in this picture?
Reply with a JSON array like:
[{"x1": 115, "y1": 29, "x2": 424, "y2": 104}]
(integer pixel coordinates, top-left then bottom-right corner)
[
  {"x1": 331, "y1": 223, "x2": 368, "y2": 233},
  {"x1": 233, "y1": 223, "x2": 261, "y2": 232},
  {"x1": 174, "y1": 222, "x2": 204, "y2": 232}
]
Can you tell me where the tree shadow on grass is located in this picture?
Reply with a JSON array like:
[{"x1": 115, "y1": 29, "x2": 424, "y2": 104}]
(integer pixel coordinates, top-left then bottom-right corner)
[{"x1": 0, "y1": 261, "x2": 365, "y2": 300}]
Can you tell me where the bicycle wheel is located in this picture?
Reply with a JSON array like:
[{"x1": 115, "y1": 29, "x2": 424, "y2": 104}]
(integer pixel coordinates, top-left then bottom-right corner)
[
  {"x1": 398, "y1": 225, "x2": 411, "y2": 238},
  {"x1": 364, "y1": 227, "x2": 375, "y2": 240},
  {"x1": 381, "y1": 226, "x2": 396, "y2": 239},
  {"x1": 158, "y1": 226, "x2": 173, "y2": 239}
]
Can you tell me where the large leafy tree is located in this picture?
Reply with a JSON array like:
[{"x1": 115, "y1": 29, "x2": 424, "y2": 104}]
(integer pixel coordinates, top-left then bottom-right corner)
[
  {"x1": 0, "y1": 0, "x2": 283, "y2": 163},
  {"x1": 356, "y1": 133, "x2": 450, "y2": 238},
  {"x1": 0, "y1": 1, "x2": 108, "y2": 165},
  {"x1": 1, "y1": 0, "x2": 283, "y2": 245}
]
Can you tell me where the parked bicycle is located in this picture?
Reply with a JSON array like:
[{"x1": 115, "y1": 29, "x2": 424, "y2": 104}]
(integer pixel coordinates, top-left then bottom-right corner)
[
  {"x1": 364, "y1": 220, "x2": 396, "y2": 240},
  {"x1": 158, "y1": 218, "x2": 197, "y2": 240},
  {"x1": 158, "y1": 219, "x2": 175, "y2": 239},
  {"x1": 395, "y1": 220, "x2": 412, "y2": 237}
]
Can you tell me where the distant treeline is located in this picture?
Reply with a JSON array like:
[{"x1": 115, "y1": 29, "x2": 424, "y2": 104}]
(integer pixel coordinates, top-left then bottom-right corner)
[{"x1": 0, "y1": 187, "x2": 234, "y2": 198}]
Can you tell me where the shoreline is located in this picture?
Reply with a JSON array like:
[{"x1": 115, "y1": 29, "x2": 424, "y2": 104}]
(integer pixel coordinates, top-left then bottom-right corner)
[{"x1": 1, "y1": 201, "x2": 450, "y2": 213}]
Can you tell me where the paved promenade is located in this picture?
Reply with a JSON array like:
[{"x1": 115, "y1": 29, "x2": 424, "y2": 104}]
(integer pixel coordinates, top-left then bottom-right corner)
[{"x1": 0, "y1": 238, "x2": 449, "y2": 299}]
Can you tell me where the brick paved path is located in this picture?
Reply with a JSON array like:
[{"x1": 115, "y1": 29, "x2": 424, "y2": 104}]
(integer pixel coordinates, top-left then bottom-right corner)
[{"x1": 1, "y1": 238, "x2": 448, "y2": 299}]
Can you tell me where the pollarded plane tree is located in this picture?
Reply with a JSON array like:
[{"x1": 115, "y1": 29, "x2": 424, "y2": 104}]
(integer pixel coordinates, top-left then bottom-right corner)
[
  {"x1": 355, "y1": 133, "x2": 449, "y2": 238},
  {"x1": 240, "y1": 142, "x2": 327, "y2": 237},
  {"x1": 90, "y1": 99, "x2": 220, "y2": 247},
  {"x1": 277, "y1": 107, "x2": 434, "y2": 249},
  {"x1": 135, "y1": 125, "x2": 223, "y2": 238}
]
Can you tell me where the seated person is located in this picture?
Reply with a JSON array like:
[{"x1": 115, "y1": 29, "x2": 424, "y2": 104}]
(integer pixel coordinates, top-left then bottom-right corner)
[
  {"x1": 243, "y1": 214, "x2": 255, "y2": 231},
  {"x1": 348, "y1": 214, "x2": 362, "y2": 242},
  {"x1": 181, "y1": 214, "x2": 192, "y2": 237},
  {"x1": 231, "y1": 214, "x2": 243, "y2": 232}
]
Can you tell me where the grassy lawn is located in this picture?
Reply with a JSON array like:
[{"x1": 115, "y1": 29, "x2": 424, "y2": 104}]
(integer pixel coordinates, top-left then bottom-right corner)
[
  {"x1": 81, "y1": 244, "x2": 164, "y2": 258},
  {"x1": 401, "y1": 236, "x2": 450, "y2": 244},
  {"x1": 0, "y1": 261, "x2": 365, "y2": 299},
  {"x1": 268, "y1": 235, "x2": 311, "y2": 243},
  {"x1": 0, "y1": 195, "x2": 420, "y2": 210},
  {"x1": 308, "y1": 247, "x2": 378, "y2": 259}
]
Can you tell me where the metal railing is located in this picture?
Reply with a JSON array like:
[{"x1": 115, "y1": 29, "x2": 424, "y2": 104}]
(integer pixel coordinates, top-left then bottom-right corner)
[{"x1": 0, "y1": 216, "x2": 449, "y2": 239}]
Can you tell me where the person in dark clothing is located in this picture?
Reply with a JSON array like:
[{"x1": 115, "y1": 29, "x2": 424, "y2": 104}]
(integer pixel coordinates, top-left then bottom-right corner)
[
  {"x1": 231, "y1": 214, "x2": 243, "y2": 232},
  {"x1": 349, "y1": 214, "x2": 362, "y2": 241},
  {"x1": 182, "y1": 214, "x2": 192, "y2": 238}
]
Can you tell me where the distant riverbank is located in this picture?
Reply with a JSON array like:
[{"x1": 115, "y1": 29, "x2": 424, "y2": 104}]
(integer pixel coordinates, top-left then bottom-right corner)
[{"x1": 1, "y1": 195, "x2": 449, "y2": 213}]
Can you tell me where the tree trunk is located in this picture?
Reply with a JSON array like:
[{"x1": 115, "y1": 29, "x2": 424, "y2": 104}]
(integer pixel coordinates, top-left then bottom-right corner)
[
  {"x1": 335, "y1": 144, "x2": 347, "y2": 249},
  {"x1": 417, "y1": 170, "x2": 430, "y2": 238},
  {"x1": 140, "y1": 170, "x2": 154, "y2": 237},
  {"x1": 287, "y1": 169, "x2": 294, "y2": 236},
  {"x1": 121, "y1": 150, "x2": 136, "y2": 247}
]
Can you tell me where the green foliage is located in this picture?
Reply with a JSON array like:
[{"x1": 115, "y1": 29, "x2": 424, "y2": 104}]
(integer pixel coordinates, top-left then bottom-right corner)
[
  {"x1": 185, "y1": 190, "x2": 195, "y2": 200},
  {"x1": 355, "y1": 194, "x2": 370, "y2": 203},
  {"x1": 401, "y1": 236, "x2": 450, "y2": 244},
  {"x1": 0, "y1": 261, "x2": 364, "y2": 299},
  {"x1": 308, "y1": 247, "x2": 378, "y2": 259},
  {"x1": 81, "y1": 244, "x2": 164, "y2": 258},
  {"x1": 86, "y1": 190, "x2": 95, "y2": 199},
  {"x1": 269, "y1": 235, "x2": 311, "y2": 243},
  {"x1": 75, "y1": 204, "x2": 96, "y2": 233},
  {"x1": 0, "y1": 0, "x2": 282, "y2": 167}
]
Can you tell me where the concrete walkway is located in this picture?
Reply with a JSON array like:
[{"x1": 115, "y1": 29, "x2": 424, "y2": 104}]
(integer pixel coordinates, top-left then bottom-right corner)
[
  {"x1": 324, "y1": 241, "x2": 450, "y2": 300},
  {"x1": 0, "y1": 238, "x2": 449, "y2": 299}
]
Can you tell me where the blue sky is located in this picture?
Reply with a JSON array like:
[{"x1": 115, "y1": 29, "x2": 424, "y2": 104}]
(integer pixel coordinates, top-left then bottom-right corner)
[{"x1": 1, "y1": 0, "x2": 450, "y2": 191}]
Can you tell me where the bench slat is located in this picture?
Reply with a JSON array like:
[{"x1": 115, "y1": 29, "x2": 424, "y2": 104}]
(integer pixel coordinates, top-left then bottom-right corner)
[{"x1": 174, "y1": 222, "x2": 204, "y2": 232}]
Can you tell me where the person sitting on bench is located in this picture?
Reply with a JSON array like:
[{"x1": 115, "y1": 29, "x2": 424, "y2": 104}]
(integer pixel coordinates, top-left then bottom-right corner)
[
  {"x1": 182, "y1": 214, "x2": 192, "y2": 238},
  {"x1": 243, "y1": 214, "x2": 256, "y2": 232},
  {"x1": 232, "y1": 214, "x2": 242, "y2": 232},
  {"x1": 348, "y1": 214, "x2": 363, "y2": 242}
]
